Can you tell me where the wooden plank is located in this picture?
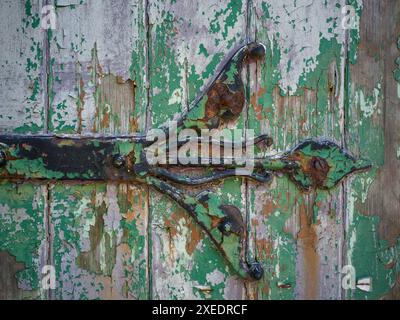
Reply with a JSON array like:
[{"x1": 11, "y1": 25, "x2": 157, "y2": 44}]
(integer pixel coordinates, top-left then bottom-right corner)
[
  {"x1": 148, "y1": 0, "x2": 248, "y2": 299},
  {"x1": 0, "y1": 0, "x2": 48, "y2": 299},
  {"x1": 344, "y1": 0, "x2": 400, "y2": 300},
  {"x1": 0, "y1": 0, "x2": 45, "y2": 133},
  {"x1": 48, "y1": 0, "x2": 146, "y2": 134},
  {"x1": 47, "y1": 0, "x2": 150, "y2": 299},
  {"x1": 246, "y1": 0, "x2": 348, "y2": 299},
  {"x1": 0, "y1": 183, "x2": 48, "y2": 299},
  {"x1": 49, "y1": 183, "x2": 148, "y2": 299}
]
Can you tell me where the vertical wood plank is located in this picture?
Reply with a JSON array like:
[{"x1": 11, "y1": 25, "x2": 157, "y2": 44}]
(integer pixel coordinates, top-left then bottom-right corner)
[
  {"x1": 47, "y1": 0, "x2": 150, "y2": 299},
  {"x1": 0, "y1": 0, "x2": 48, "y2": 299},
  {"x1": 49, "y1": 183, "x2": 148, "y2": 299},
  {"x1": 344, "y1": 0, "x2": 400, "y2": 300},
  {"x1": 49, "y1": 0, "x2": 146, "y2": 134},
  {"x1": 148, "y1": 0, "x2": 248, "y2": 299},
  {"x1": 0, "y1": 0, "x2": 45, "y2": 133},
  {"x1": 246, "y1": 0, "x2": 348, "y2": 299},
  {"x1": 0, "y1": 183, "x2": 48, "y2": 299}
]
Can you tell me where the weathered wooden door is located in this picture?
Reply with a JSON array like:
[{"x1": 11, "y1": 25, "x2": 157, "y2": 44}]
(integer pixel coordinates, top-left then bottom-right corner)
[{"x1": 0, "y1": 0, "x2": 399, "y2": 300}]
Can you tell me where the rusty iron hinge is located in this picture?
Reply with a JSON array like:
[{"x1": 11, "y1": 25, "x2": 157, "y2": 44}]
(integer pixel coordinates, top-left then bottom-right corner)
[{"x1": 0, "y1": 42, "x2": 371, "y2": 280}]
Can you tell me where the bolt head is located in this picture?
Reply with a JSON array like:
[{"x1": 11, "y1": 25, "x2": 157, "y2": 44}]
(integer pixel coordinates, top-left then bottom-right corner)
[
  {"x1": 222, "y1": 222, "x2": 232, "y2": 233},
  {"x1": 218, "y1": 220, "x2": 233, "y2": 236},
  {"x1": 249, "y1": 262, "x2": 264, "y2": 280},
  {"x1": 0, "y1": 150, "x2": 6, "y2": 167},
  {"x1": 311, "y1": 156, "x2": 328, "y2": 172},
  {"x1": 113, "y1": 154, "x2": 126, "y2": 168}
]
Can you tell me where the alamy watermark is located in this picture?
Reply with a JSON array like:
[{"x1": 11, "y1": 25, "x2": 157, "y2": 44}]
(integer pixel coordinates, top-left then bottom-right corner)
[
  {"x1": 145, "y1": 121, "x2": 256, "y2": 175},
  {"x1": 41, "y1": 265, "x2": 56, "y2": 290},
  {"x1": 341, "y1": 265, "x2": 372, "y2": 292},
  {"x1": 39, "y1": 263, "x2": 371, "y2": 292},
  {"x1": 39, "y1": 5, "x2": 358, "y2": 31},
  {"x1": 341, "y1": 5, "x2": 359, "y2": 30}
]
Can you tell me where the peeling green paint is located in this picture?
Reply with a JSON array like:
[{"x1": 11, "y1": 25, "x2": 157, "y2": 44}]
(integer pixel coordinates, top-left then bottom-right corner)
[
  {"x1": 346, "y1": 186, "x2": 400, "y2": 299},
  {"x1": 12, "y1": 1, "x2": 45, "y2": 133},
  {"x1": 150, "y1": 11, "x2": 184, "y2": 128},
  {"x1": 148, "y1": 0, "x2": 247, "y2": 299},
  {"x1": 0, "y1": 182, "x2": 46, "y2": 299},
  {"x1": 347, "y1": 0, "x2": 363, "y2": 64},
  {"x1": 51, "y1": 183, "x2": 148, "y2": 299}
]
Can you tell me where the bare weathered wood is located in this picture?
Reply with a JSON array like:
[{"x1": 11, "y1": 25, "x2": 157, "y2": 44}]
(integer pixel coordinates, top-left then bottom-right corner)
[{"x1": 49, "y1": 182, "x2": 148, "y2": 299}]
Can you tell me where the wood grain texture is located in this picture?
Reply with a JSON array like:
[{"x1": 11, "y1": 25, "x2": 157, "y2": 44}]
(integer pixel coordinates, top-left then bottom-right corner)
[
  {"x1": 147, "y1": 0, "x2": 248, "y2": 299},
  {"x1": 46, "y1": 0, "x2": 150, "y2": 300},
  {"x1": 0, "y1": 0, "x2": 399, "y2": 300},
  {"x1": 0, "y1": 0, "x2": 48, "y2": 300},
  {"x1": 49, "y1": 183, "x2": 148, "y2": 299},
  {"x1": 0, "y1": 0, "x2": 45, "y2": 133},
  {"x1": 344, "y1": 0, "x2": 400, "y2": 300},
  {"x1": 49, "y1": 0, "x2": 143, "y2": 134},
  {"x1": 244, "y1": 0, "x2": 348, "y2": 300}
]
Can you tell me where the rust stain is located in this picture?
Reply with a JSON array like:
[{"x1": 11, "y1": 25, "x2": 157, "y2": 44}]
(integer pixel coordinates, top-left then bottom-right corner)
[
  {"x1": 262, "y1": 285, "x2": 270, "y2": 295},
  {"x1": 194, "y1": 285, "x2": 213, "y2": 294},
  {"x1": 77, "y1": 77, "x2": 85, "y2": 134},
  {"x1": 205, "y1": 81, "x2": 245, "y2": 126},
  {"x1": 275, "y1": 87, "x2": 285, "y2": 119},
  {"x1": 129, "y1": 116, "x2": 138, "y2": 133},
  {"x1": 124, "y1": 188, "x2": 136, "y2": 223},
  {"x1": 195, "y1": 43, "x2": 267, "y2": 130},
  {"x1": 261, "y1": 200, "x2": 277, "y2": 218},
  {"x1": 289, "y1": 153, "x2": 330, "y2": 189},
  {"x1": 163, "y1": 208, "x2": 202, "y2": 256},
  {"x1": 250, "y1": 87, "x2": 266, "y2": 121},
  {"x1": 277, "y1": 283, "x2": 292, "y2": 289},
  {"x1": 211, "y1": 215, "x2": 223, "y2": 229},
  {"x1": 255, "y1": 237, "x2": 272, "y2": 264},
  {"x1": 100, "y1": 103, "x2": 110, "y2": 129},
  {"x1": 123, "y1": 185, "x2": 146, "y2": 224},
  {"x1": 297, "y1": 203, "x2": 319, "y2": 300},
  {"x1": 163, "y1": 211, "x2": 180, "y2": 239},
  {"x1": 186, "y1": 220, "x2": 201, "y2": 256}
]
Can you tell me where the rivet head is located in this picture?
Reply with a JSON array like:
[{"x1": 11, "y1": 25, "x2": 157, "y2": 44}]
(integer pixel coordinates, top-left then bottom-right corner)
[
  {"x1": 311, "y1": 157, "x2": 328, "y2": 172},
  {"x1": 218, "y1": 220, "x2": 233, "y2": 236},
  {"x1": 0, "y1": 150, "x2": 6, "y2": 167},
  {"x1": 249, "y1": 262, "x2": 264, "y2": 280},
  {"x1": 113, "y1": 154, "x2": 126, "y2": 168},
  {"x1": 222, "y1": 222, "x2": 232, "y2": 233}
]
